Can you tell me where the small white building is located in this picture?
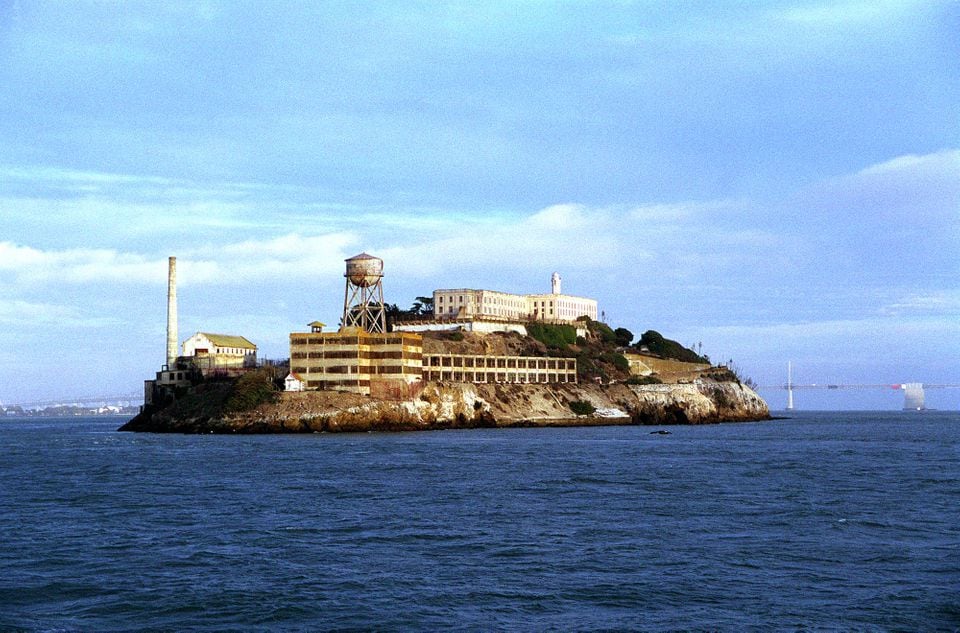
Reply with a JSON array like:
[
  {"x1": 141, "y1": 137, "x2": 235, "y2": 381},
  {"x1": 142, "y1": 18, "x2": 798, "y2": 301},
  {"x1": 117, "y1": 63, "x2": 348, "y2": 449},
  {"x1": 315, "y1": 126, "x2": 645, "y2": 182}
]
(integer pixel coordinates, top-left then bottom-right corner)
[
  {"x1": 182, "y1": 332, "x2": 257, "y2": 369},
  {"x1": 284, "y1": 372, "x2": 305, "y2": 392}
]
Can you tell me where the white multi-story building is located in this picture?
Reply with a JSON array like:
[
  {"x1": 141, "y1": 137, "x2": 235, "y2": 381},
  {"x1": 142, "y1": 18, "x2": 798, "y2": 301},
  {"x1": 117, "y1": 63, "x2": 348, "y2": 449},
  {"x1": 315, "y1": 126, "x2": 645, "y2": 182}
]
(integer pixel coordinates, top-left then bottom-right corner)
[{"x1": 432, "y1": 273, "x2": 597, "y2": 324}]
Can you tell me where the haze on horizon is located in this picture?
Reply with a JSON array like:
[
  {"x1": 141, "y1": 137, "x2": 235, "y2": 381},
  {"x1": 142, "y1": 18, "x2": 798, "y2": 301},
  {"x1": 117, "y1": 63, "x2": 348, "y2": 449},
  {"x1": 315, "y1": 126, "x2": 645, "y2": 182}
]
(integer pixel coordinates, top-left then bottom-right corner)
[{"x1": 0, "y1": 1, "x2": 957, "y2": 410}]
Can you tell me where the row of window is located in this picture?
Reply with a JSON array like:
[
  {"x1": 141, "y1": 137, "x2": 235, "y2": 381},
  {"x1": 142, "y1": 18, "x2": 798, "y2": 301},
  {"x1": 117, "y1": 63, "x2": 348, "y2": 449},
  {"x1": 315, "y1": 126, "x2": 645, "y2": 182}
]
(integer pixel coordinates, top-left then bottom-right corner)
[
  {"x1": 214, "y1": 347, "x2": 251, "y2": 355},
  {"x1": 422, "y1": 370, "x2": 576, "y2": 384},
  {"x1": 291, "y1": 365, "x2": 422, "y2": 376},
  {"x1": 426, "y1": 356, "x2": 575, "y2": 370},
  {"x1": 292, "y1": 351, "x2": 421, "y2": 360},
  {"x1": 291, "y1": 335, "x2": 419, "y2": 346}
]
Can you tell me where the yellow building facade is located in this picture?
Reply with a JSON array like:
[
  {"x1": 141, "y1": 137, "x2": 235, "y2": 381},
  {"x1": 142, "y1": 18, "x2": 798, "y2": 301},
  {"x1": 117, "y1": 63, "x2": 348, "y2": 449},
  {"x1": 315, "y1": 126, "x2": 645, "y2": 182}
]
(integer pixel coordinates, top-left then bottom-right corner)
[{"x1": 289, "y1": 328, "x2": 423, "y2": 397}]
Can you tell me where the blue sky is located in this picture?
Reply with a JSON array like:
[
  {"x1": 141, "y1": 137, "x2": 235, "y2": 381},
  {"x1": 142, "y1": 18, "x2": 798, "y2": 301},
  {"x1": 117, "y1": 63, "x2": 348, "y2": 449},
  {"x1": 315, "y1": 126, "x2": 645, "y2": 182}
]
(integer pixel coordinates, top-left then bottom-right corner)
[{"x1": 1, "y1": 1, "x2": 957, "y2": 410}]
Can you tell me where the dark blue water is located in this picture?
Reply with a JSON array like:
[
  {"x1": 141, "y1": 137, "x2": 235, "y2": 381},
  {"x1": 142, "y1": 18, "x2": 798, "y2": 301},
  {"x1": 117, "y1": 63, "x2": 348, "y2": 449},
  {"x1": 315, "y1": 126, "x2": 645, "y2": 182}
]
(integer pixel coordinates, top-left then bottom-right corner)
[{"x1": 2, "y1": 412, "x2": 958, "y2": 631}]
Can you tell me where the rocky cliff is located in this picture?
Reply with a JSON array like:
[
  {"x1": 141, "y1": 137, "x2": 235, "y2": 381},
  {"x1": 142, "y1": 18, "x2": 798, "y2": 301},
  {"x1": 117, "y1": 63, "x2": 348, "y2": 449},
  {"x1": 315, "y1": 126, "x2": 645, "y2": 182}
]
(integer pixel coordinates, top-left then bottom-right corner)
[{"x1": 120, "y1": 379, "x2": 769, "y2": 433}]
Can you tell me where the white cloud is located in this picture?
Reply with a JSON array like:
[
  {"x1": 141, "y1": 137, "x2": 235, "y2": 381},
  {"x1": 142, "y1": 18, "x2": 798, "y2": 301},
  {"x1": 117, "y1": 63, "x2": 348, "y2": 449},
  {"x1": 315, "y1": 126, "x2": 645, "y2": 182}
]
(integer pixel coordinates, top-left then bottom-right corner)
[
  {"x1": 0, "y1": 298, "x2": 121, "y2": 327},
  {"x1": 778, "y1": 1, "x2": 910, "y2": 26},
  {"x1": 0, "y1": 242, "x2": 160, "y2": 284},
  {"x1": 0, "y1": 232, "x2": 361, "y2": 289},
  {"x1": 880, "y1": 291, "x2": 960, "y2": 316},
  {"x1": 186, "y1": 232, "x2": 360, "y2": 284},
  {"x1": 629, "y1": 199, "x2": 744, "y2": 223},
  {"x1": 0, "y1": 164, "x2": 179, "y2": 187},
  {"x1": 377, "y1": 204, "x2": 639, "y2": 281}
]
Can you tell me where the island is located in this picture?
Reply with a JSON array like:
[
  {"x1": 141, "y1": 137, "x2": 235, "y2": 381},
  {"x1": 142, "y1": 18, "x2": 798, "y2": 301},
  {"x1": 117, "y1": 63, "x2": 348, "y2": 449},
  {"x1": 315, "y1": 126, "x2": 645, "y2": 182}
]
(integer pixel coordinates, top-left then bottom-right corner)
[{"x1": 121, "y1": 254, "x2": 769, "y2": 434}]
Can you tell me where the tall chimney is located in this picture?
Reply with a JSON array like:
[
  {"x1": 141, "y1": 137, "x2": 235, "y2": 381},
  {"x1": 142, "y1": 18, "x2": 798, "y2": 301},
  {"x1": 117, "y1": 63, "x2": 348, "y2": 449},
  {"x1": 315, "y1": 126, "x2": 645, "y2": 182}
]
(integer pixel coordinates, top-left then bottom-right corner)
[{"x1": 166, "y1": 256, "x2": 178, "y2": 368}]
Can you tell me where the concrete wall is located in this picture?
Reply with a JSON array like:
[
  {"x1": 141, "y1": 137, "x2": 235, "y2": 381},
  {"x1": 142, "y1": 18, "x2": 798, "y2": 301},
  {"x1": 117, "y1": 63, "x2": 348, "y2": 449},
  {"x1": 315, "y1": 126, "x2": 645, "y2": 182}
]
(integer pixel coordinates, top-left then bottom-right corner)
[
  {"x1": 631, "y1": 355, "x2": 711, "y2": 377},
  {"x1": 394, "y1": 319, "x2": 529, "y2": 336}
]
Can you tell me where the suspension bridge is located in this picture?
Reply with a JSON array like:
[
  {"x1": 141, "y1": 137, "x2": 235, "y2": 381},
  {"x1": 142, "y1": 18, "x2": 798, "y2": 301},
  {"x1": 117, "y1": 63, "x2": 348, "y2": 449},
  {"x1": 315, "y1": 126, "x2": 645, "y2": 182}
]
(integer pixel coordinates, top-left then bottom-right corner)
[{"x1": 761, "y1": 363, "x2": 960, "y2": 410}]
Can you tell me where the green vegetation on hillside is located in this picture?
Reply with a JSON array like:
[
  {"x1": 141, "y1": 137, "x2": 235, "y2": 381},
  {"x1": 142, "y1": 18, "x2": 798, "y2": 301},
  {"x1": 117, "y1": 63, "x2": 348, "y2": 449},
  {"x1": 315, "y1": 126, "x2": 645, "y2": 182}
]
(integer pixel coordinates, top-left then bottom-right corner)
[
  {"x1": 569, "y1": 400, "x2": 596, "y2": 415},
  {"x1": 225, "y1": 368, "x2": 280, "y2": 413},
  {"x1": 527, "y1": 322, "x2": 577, "y2": 348},
  {"x1": 634, "y1": 330, "x2": 708, "y2": 364},
  {"x1": 626, "y1": 374, "x2": 663, "y2": 385}
]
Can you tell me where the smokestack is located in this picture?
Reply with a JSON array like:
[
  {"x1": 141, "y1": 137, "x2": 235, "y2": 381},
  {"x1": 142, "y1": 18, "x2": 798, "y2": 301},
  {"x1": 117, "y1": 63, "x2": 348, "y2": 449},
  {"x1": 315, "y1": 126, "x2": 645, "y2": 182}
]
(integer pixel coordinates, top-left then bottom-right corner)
[{"x1": 166, "y1": 256, "x2": 178, "y2": 368}]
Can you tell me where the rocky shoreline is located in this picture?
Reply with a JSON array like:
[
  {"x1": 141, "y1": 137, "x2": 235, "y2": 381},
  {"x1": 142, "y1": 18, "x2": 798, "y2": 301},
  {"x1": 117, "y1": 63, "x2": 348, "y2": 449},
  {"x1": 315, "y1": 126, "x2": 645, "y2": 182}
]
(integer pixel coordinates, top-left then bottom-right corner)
[{"x1": 120, "y1": 379, "x2": 770, "y2": 434}]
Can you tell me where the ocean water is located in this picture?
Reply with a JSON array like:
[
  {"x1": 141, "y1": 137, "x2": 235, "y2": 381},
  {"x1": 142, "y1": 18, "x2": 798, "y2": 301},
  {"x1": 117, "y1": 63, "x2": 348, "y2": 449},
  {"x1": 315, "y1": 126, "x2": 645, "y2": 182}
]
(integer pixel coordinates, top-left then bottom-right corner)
[{"x1": 1, "y1": 411, "x2": 958, "y2": 632}]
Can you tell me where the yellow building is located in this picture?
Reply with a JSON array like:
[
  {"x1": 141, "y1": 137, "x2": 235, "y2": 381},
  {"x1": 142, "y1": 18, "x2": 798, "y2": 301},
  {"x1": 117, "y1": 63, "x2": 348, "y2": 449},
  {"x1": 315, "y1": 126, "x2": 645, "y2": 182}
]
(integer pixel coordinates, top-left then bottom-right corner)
[
  {"x1": 289, "y1": 327, "x2": 423, "y2": 397},
  {"x1": 289, "y1": 327, "x2": 579, "y2": 394}
]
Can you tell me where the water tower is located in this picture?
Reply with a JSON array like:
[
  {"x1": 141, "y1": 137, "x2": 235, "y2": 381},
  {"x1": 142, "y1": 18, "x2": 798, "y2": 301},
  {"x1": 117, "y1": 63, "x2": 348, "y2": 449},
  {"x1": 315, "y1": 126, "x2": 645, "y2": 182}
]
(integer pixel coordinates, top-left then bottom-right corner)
[{"x1": 342, "y1": 253, "x2": 387, "y2": 334}]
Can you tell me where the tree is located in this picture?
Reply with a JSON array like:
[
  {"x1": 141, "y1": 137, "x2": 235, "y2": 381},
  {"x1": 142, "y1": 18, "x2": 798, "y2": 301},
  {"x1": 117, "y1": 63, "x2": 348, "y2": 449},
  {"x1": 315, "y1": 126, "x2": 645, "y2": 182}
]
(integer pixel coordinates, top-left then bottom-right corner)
[
  {"x1": 636, "y1": 330, "x2": 708, "y2": 364},
  {"x1": 410, "y1": 295, "x2": 434, "y2": 316},
  {"x1": 384, "y1": 303, "x2": 404, "y2": 320},
  {"x1": 614, "y1": 327, "x2": 634, "y2": 347}
]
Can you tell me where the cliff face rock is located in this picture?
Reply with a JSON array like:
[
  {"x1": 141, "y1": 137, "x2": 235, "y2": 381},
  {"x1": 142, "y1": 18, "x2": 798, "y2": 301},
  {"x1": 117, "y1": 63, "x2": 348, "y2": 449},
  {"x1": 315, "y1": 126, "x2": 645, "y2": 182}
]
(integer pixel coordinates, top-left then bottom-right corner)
[
  {"x1": 121, "y1": 379, "x2": 769, "y2": 433},
  {"x1": 626, "y1": 381, "x2": 770, "y2": 424}
]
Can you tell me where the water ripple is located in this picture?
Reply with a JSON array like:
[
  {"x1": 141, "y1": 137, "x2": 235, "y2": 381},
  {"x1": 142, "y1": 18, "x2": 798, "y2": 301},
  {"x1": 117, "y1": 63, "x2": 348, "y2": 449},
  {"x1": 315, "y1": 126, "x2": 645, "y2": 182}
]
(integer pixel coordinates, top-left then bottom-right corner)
[{"x1": 1, "y1": 412, "x2": 958, "y2": 631}]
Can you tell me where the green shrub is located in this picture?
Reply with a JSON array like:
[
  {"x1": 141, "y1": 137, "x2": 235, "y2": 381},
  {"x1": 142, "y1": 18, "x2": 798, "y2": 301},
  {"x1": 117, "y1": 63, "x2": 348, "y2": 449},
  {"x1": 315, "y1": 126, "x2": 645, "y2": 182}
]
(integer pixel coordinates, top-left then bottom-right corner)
[
  {"x1": 592, "y1": 321, "x2": 617, "y2": 344},
  {"x1": 626, "y1": 374, "x2": 663, "y2": 385},
  {"x1": 527, "y1": 322, "x2": 577, "y2": 348},
  {"x1": 569, "y1": 400, "x2": 596, "y2": 415},
  {"x1": 601, "y1": 351, "x2": 630, "y2": 371},
  {"x1": 225, "y1": 368, "x2": 279, "y2": 413},
  {"x1": 636, "y1": 330, "x2": 708, "y2": 364}
]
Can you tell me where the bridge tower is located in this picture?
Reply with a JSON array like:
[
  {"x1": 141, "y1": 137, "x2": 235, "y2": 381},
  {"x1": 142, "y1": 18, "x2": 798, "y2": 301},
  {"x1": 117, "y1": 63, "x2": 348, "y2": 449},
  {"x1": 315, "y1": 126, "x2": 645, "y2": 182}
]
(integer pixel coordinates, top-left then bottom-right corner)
[
  {"x1": 900, "y1": 383, "x2": 925, "y2": 410},
  {"x1": 786, "y1": 361, "x2": 794, "y2": 410}
]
